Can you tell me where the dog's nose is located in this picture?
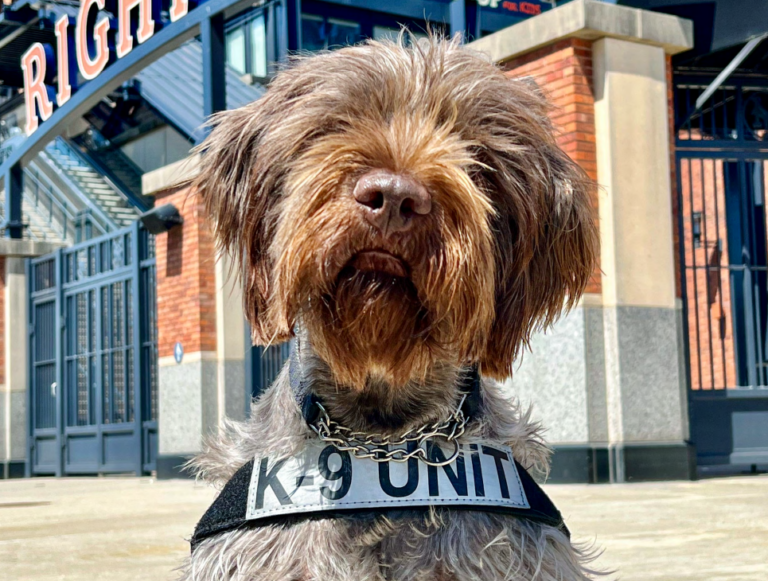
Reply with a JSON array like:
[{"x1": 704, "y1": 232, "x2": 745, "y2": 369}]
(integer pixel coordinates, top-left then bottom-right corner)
[{"x1": 353, "y1": 170, "x2": 431, "y2": 236}]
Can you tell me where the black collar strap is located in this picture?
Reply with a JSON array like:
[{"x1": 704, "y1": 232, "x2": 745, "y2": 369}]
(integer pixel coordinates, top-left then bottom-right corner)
[
  {"x1": 288, "y1": 338, "x2": 483, "y2": 425},
  {"x1": 191, "y1": 451, "x2": 569, "y2": 552}
]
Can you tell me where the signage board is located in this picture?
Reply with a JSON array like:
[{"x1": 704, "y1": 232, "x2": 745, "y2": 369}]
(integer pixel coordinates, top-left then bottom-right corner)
[
  {"x1": 22, "y1": 0, "x2": 197, "y2": 136},
  {"x1": 478, "y1": 0, "x2": 554, "y2": 17}
]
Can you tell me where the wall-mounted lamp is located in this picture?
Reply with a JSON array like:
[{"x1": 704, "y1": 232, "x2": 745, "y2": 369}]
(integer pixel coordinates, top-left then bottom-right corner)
[
  {"x1": 692, "y1": 212, "x2": 702, "y2": 248},
  {"x1": 139, "y1": 204, "x2": 183, "y2": 234}
]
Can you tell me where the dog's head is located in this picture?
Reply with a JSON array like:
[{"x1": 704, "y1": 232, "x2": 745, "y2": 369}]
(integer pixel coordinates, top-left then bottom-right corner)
[{"x1": 196, "y1": 36, "x2": 598, "y2": 390}]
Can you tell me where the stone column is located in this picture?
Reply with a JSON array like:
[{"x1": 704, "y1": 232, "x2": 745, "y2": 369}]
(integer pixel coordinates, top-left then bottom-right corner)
[
  {"x1": 215, "y1": 250, "x2": 247, "y2": 423},
  {"x1": 594, "y1": 37, "x2": 693, "y2": 481},
  {"x1": 1, "y1": 257, "x2": 27, "y2": 479},
  {"x1": 0, "y1": 240, "x2": 63, "y2": 479},
  {"x1": 469, "y1": 0, "x2": 694, "y2": 482}
]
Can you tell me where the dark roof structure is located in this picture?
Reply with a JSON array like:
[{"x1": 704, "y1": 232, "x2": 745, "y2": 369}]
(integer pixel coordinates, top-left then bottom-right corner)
[
  {"x1": 136, "y1": 40, "x2": 265, "y2": 141},
  {"x1": 619, "y1": 0, "x2": 768, "y2": 64}
]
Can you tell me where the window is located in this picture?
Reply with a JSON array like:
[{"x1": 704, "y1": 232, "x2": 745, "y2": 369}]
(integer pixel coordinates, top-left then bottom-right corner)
[
  {"x1": 226, "y1": 25, "x2": 246, "y2": 75},
  {"x1": 299, "y1": 2, "x2": 438, "y2": 53},
  {"x1": 372, "y1": 26, "x2": 398, "y2": 42},
  {"x1": 120, "y1": 126, "x2": 191, "y2": 174},
  {"x1": 226, "y1": 12, "x2": 268, "y2": 79},
  {"x1": 372, "y1": 26, "x2": 427, "y2": 44},
  {"x1": 250, "y1": 16, "x2": 267, "y2": 78},
  {"x1": 301, "y1": 14, "x2": 362, "y2": 51}
]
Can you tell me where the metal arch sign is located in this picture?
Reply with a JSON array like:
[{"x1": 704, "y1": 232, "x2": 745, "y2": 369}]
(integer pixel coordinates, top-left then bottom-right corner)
[{"x1": 21, "y1": 0, "x2": 196, "y2": 136}]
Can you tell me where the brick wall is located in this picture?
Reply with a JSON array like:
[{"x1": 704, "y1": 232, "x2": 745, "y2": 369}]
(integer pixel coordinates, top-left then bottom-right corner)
[
  {"x1": 502, "y1": 38, "x2": 601, "y2": 294},
  {"x1": 154, "y1": 187, "x2": 217, "y2": 358},
  {"x1": 668, "y1": 55, "x2": 683, "y2": 300},
  {"x1": 679, "y1": 157, "x2": 738, "y2": 390}
]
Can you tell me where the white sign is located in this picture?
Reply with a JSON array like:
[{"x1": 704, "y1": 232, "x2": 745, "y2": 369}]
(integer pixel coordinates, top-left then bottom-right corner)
[
  {"x1": 22, "y1": 0, "x2": 192, "y2": 135},
  {"x1": 246, "y1": 442, "x2": 529, "y2": 521}
]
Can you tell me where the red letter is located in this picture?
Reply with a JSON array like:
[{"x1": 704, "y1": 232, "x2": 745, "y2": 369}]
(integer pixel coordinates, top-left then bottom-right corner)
[
  {"x1": 21, "y1": 43, "x2": 54, "y2": 135},
  {"x1": 169, "y1": 0, "x2": 188, "y2": 23},
  {"x1": 55, "y1": 15, "x2": 72, "y2": 106},
  {"x1": 76, "y1": 0, "x2": 110, "y2": 81},
  {"x1": 116, "y1": 0, "x2": 155, "y2": 58}
]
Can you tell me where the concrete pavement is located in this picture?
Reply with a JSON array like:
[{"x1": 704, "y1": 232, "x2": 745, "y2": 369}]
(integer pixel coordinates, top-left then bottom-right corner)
[{"x1": 1, "y1": 474, "x2": 766, "y2": 580}]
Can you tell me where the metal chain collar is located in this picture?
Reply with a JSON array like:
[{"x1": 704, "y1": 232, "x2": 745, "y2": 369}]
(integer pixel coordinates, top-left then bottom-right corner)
[{"x1": 309, "y1": 394, "x2": 470, "y2": 467}]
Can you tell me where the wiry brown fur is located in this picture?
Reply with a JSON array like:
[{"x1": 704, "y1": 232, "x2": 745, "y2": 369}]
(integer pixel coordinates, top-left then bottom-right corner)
[
  {"x1": 184, "y1": 34, "x2": 601, "y2": 580},
  {"x1": 195, "y1": 35, "x2": 597, "y2": 387},
  {"x1": 182, "y1": 358, "x2": 602, "y2": 581}
]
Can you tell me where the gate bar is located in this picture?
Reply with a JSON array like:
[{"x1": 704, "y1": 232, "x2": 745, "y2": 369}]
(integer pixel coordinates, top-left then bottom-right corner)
[
  {"x1": 695, "y1": 33, "x2": 768, "y2": 112},
  {"x1": 3, "y1": 163, "x2": 24, "y2": 238},
  {"x1": 201, "y1": 12, "x2": 227, "y2": 139},
  {"x1": 54, "y1": 248, "x2": 64, "y2": 476},
  {"x1": 131, "y1": 222, "x2": 143, "y2": 474}
]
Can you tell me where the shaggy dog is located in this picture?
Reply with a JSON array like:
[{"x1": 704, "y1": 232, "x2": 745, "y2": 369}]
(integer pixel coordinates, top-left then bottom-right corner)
[{"x1": 181, "y1": 35, "x2": 599, "y2": 581}]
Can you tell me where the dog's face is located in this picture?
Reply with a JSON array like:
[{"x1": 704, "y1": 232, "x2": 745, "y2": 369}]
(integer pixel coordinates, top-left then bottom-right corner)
[{"x1": 197, "y1": 37, "x2": 598, "y2": 389}]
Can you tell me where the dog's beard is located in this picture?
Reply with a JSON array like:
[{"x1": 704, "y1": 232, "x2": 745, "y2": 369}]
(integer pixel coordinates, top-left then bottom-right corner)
[
  {"x1": 270, "y1": 163, "x2": 499, "y2": 390},
  {"x1": 302, "y1": 267, "x2": 446, "y2": 389}
]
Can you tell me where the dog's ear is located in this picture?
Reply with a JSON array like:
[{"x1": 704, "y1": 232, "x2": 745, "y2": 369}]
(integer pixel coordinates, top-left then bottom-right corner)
[
  {"x1": 194, "y1": 96, "x2": 292, "y2": 345},
  {"x1": 477, "y1": 80, "x2": 599, "y2": 379}
]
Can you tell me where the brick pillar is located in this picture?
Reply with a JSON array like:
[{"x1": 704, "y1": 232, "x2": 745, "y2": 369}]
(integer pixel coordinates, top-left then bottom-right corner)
[
  {"x1": 154, "y1": 185, "x2": 220, "y2": 478},
  {"x1": 502, "y1": 37, "x2": 601, "y2": 295},
  {"x1": 497, "y1": 37, "x2": 611, "y2": 483},
  {"x1": 469, "y1": 0, "x2": 694, "y2": 482},
  {"x1": 146, "y1": 155, "x2": 250, "y2": 478}
]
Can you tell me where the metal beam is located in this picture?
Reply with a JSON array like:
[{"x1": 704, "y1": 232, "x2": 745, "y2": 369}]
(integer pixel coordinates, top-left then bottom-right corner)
[
  {"x1": 3, "y1": 163, "x2": 24, "y2": 238},
  {"x1": 0, "y1": 0, "x2": 257, "y2": 190},
  {"x1": 201, "y1": 13, "x2": 226, "y2": 135},
  {"x1": 696, "y1": 33, "x2": 768, "y2": 111},
  {"x1": 286, "y1": 0, "x2": 301, "y2": 52},
  {"x1": 465, "y1": 1, "x2": 479, "y2": 42},
  {"x1": 0, "y1": 17, "x2": 39, "y2": 52},
  {"x1": 448, "y1": 0, "x2": 466, "y2": 40}
]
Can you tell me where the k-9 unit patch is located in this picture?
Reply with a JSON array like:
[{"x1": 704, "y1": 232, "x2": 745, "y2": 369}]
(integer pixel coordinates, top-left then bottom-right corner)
[
  {"x1": 246, "y1": 441, "x2": 528, "y2": 519},
  {"x1": 191, "y1": 440, "x2": 569, "y2": 551}
]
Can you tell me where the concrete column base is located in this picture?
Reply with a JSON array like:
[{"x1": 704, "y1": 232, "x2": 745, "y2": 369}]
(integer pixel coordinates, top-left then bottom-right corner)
[
  {"x1": 157, "y1": 353, "x2": 218, "y2": 478},
  {"x1": 156, "y1": 455, "x2": 196, "y2": 479},
  {"x1": 507, "y1": 300, "x2": 694, "y2": 484},
  {"x1": 0, "y1": 390, "x2": 27, "y2": 479},
  {"x1": 549, "y1": 442, "x2": 696, "y2": 483},
  {"x1": 0, "y1": 461, "x2": 25, "y2": 479}
]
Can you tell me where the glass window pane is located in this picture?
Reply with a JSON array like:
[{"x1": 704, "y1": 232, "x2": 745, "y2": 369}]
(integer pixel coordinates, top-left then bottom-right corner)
[
  {"x1": 373, "y1": 26, "x2": 399, "y2": 42},
  {"x1": 301, "y1": 13, "x2": 325, "y2": 52},
  {"x1": 327, "y1": 18, "x2": 360, "y2": 48},
  {"x1": 226, "y1": 25, "x2": 246, "y2": 75},
  {"x1": 250, "y1": 15, "x2": 267, "y2": 78}
]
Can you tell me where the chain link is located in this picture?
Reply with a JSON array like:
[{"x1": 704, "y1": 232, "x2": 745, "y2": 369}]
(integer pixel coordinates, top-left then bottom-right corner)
[{"x1": 309, "y1": 394, "x2": 469, "y2": 467}]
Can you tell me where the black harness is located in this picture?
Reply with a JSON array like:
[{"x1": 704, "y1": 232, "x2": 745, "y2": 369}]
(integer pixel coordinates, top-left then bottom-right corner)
[{"x1": 191, "y1": 345, "x2": 568, "y2": 552}]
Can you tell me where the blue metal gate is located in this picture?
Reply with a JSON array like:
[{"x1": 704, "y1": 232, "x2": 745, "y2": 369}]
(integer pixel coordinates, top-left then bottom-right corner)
[
  {"x1": 675, "y1": 75, "x2": 768, "y2": 470},
  {"x1": 249, "y1": 343, "x2": 291, "y2": 401},
  {"x1": 28, "y1": 223, "x2": 158, "y2": 476}
]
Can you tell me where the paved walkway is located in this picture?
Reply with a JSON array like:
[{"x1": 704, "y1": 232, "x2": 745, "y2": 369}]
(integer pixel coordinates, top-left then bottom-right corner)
[{"x1": 1, "y1": 474, "x2": 766, "y2": 580}]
